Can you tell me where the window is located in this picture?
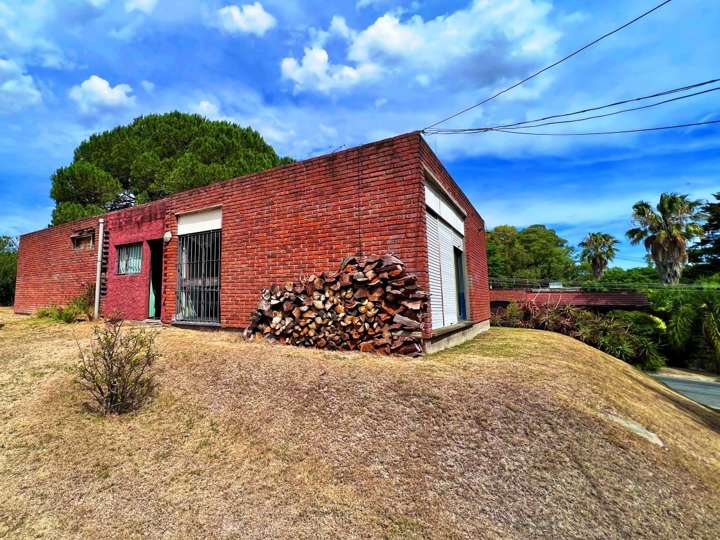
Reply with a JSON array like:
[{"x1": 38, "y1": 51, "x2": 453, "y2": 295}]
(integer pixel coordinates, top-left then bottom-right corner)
[
  {"x1": 71, "y1": 229, "x2": 95, "y2": 250},
  {"x1": 117, "y1": 243, "x2": 143, "y2": 274}
]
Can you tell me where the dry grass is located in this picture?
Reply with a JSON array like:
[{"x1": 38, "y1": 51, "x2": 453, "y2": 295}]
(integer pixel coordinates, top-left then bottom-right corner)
[{"x1": 0, "y1": 306, "x2": 718, "y2": 539}]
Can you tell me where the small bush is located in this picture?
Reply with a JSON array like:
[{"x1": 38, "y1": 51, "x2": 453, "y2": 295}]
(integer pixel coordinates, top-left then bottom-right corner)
[
  {"x1": 35, "y1": 284, "x2": 96, "y2": 323},
  {"x1": 36, "y1": 304, "x2": 83, "y2": 323},
  {"x1": 77, "y1": 319, "x2": 158, "y2": 414},
  {"x1": 493, "y1": 302, "x2": 665, "y2": 371}
]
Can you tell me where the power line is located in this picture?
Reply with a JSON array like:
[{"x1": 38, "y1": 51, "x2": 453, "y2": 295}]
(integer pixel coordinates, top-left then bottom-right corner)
[
  {"x1": 492, "y1": 118, "x2": 720, "y2": 136},
  {"x1": 424, "y1": 79, "x2": 720, "y2": 134},
  {"x1": 422, "y1": 0, "x2": 673, "y2": 130}
]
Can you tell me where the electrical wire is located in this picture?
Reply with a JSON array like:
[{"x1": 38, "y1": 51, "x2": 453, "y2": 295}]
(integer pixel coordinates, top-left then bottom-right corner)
[
  {"x1": 491, "y1": 118, "x2": 720, "y2": 136},
  {"x1": 422, "y1": 0, "x2": 673, "y2": 130},
  {"x1": 423, "y1": 80, "x2": 720, "y2": 134}
]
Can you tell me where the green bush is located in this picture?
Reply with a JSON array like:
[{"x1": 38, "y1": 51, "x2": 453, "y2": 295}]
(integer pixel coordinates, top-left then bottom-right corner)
[
  {"x1": 76, "y1": 319, "x2": 158, "y2": 414},
  {"x1": 35, "y1": 284, "x2": 95, "y2": 323},
  {"x1": 493, "y1": 302, "x2": 665, "y2": 371}
]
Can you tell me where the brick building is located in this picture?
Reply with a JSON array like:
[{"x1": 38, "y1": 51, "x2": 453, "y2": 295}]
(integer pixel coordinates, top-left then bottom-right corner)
[{"x1": 14, "y1": 132, "x2": 490, "y2": 350}]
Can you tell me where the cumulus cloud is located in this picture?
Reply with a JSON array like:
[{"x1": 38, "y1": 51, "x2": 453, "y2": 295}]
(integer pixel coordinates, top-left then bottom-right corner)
[
  {"x1": 282, "y1": 0, "x2": 560, "y2": 94},
  {"x1": 125, "y1": 0, "x2": 158, "y2": 14},
  {"x1": 69, "y1": 75, "x2": 135, "y2": 113},
  {"x1": 281, "y1": 47, "x2": 380, "y2": 93},
  {"x1": 0, "y1": 58, "x2": 42, "y2": 113},
  {"x1": 141, "y1": 80, "x2": 155, "y2": 93},
  {"x1": 191, "y1": 99, "x2": 222, "y2": 119},
  {"x1": 216, "y1": 2, "x2": 276, "y2": 36}
]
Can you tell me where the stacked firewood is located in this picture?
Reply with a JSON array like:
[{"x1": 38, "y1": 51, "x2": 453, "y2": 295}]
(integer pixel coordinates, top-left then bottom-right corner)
[{"x1": 244, "y1": 254, "x2": 428, "y2": 356}]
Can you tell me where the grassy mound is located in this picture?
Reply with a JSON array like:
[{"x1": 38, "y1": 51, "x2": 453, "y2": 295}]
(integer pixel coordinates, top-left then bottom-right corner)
[{"x1": 0, "y1": 308, "x2": 718, "y2": 538}]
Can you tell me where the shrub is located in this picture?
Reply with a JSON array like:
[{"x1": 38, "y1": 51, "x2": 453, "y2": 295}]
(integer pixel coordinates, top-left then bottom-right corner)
[
  {"x1": 493, "y1": 302, "x2": 665, "y2": 371},
  {"x1": 77, "y1": 319, "x2": 158, "y2": 414},
  {"x1": 36, "y1": 304, "x2": 83, "y2": 323},
  {"x1": 35, "y1": 284, "x2": 96, "y2": 323}
]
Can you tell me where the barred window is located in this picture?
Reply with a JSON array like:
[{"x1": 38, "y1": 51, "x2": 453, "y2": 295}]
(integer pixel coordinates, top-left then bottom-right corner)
[{"x1": 117, "y1": 243, "x2": 142, "y2": 275}]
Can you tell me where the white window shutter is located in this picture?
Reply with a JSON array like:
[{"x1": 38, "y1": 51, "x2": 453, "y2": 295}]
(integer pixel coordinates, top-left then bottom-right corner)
[
  {"x1": 439, "y1": 221, "x2": 458, "y2": 326},
  {"x1": 426, "y1": 211, "x2": 445, "y2": 329}
]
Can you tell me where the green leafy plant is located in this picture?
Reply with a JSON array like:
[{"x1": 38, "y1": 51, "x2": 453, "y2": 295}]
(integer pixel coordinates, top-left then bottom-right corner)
[
  {"x1": 36, "y1": 304, "x2": 83, "y2": 323},
  {"x1": 493, "y1": 302, "x2": 665, "y2": 371},
  {"x1": 76, "y1": 319, "x2": 158, "y2": 414}
]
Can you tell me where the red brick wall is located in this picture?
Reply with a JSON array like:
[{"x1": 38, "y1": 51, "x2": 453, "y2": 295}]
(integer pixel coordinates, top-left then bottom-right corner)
[
  {"x1": 418, "y1": 137, "x2": 491, "y2": 326},
  {"x1": 15, "y1": 132, "x2": 491, "y2": 334},
  {"x1": 14, "y1": 216, "x2": 101, "y2": 314},
  {"x1": 161, "y1": 132, "x2": 427, "y2": 329},
  {"x1": 103, "y1": 201, "x2": 167, "y2": 320}
]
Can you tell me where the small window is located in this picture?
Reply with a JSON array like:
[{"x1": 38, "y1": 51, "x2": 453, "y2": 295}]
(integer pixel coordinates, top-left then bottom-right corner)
[
  {"x1": 71, "y1": 229, "x2": 95, "y2": 250},
  {"x1": 117, "y1": 243, "x2": 143, "y2": 274}
]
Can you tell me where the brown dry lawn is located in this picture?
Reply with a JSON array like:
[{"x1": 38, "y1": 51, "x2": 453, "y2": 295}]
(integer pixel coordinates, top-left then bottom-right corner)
[{"x1": 0, "y1": 307, "x2": 719, "y2": 539}]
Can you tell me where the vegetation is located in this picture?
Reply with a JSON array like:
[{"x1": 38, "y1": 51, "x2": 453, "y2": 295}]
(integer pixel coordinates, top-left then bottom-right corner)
[
  {"x1": 35, "y1": 284, "x2": 96, "y2": 323},
  {"x1": 486, "y1": 224, "x2": 577, "y2": 281},
  {"x1": 50, "y1": 112, "x2": 293, "y2": 224},
  {"x1": 77, "y1": 319, "x2": 158, "y2": 414},
  {"x1": 1, "y1": 308, "x2": 719, "y2": 537},
  {"x1": 0, "y1": 236, "x2": 17, "y2": 306},
  {"x1": 579, "y1": 232, "x2": 619, "y2": 279},
  {"x1": 688, "y1": 192, "x2": 720, "y2": 277},
  {"x1": 492, "y1": 302, "x2": 664, "y2": 371},
  {"x1": 648, "y1": 287, "x2": 720, "y2": 373},
  {"x1": 626, "y1": 193, "x2": 705, "y2": 284}
]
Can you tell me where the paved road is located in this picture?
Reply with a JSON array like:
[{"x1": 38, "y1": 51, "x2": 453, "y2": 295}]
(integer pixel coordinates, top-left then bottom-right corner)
[{"x1": 653, "y1": 375, "x2": 720, "y2": 411}]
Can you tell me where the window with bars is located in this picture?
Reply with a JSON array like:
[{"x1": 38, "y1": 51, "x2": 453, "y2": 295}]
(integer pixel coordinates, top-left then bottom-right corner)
[
  {"x1": 117, "y1": 243, "x2": 143, "y2": 274},
  {"x1": 175, "y1": 229, "x2": 221, "y2": 324}
]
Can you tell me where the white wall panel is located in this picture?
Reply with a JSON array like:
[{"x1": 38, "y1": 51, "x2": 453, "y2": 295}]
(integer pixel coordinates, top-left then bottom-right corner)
[
  {"x1": 177, "y1": 208, "x2": 222, "y2": 235},
  {"x1": 424, "y1": 183, "x2": 464, "y2": 235}
]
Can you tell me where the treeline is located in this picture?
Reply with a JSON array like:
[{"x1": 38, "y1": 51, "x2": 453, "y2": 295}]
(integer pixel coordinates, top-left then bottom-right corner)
[{"x1": 488, "y1": 192, "x2": 720, "y2": 287}]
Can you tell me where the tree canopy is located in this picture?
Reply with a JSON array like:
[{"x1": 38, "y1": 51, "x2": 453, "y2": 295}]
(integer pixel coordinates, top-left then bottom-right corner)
[
  {"x1": 579, "y1": 232, "x2": 619, "y2": 279},
  {"x1": 626, "y1": 193, "x2": 705, "y2": 284},
  {"x1": 486, "y1": 224, "x2": 577, "y2": 281},
  {"x1": 0, "y1": 236, "x2": 18, "y2": 306},
  {"x1": 50, "y1": 112, "x2": 293, "y2": 225},
  {"x1": 688, "y1": 192, "x2": 720, "y2": 277}
]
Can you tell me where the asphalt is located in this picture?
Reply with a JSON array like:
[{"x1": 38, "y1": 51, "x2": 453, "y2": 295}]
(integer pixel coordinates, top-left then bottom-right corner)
[{"x1": 653, "y1": 375, "x2": 720, "y2": 411}]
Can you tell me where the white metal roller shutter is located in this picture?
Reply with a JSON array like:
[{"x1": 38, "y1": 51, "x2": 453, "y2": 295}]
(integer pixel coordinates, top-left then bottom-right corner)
[
  {"x1": 426, "y1": 211, "x2": 445, "y2": 329},
  {"x1": 438, "y1": 220, "x2": 458, "y2": 326}
]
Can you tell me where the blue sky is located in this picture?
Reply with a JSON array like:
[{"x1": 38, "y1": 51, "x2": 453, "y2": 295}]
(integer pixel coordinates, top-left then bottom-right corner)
[{"x1": 1, "y1": 0, "x2": 718, "y2": 268}]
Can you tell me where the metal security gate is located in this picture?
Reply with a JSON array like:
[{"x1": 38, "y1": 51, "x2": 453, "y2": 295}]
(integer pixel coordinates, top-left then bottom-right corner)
[{"x1": 176, "y1": 229, "x2": 221, "y2": 323}]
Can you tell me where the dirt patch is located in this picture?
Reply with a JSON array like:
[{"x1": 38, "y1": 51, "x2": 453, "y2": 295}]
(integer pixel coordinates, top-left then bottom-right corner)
[{"x1": 0, "y1": 308, "x2": 719, "y2": 538}]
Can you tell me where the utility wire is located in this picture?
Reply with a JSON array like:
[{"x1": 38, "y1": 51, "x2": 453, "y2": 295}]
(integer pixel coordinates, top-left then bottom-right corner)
[
  {"x1": 492, "y1": 118, "x2": 720, "y2": 136},
  {"x1": 422, "y1": 0, "x2": 673, "y2": 130},
  {"x1": 424, "y1": 79, "x2": 720, "y2": 134}
]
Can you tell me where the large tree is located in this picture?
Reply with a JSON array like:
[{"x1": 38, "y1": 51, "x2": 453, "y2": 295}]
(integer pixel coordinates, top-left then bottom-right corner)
[
  {"x1": 487, "y1": 224, "x2": 576, "y2": 282},
  {"x1": 626, "y1": 193, "x2": 705, "y2": 285},
  {"x1": 579, "y1": 232, "x2": 619, "y2": 279},
  {"x1": 50, "y1": 112, "x2": 293, "y2": 225},
  {"x1": 688, "y1": 192, "x2": 720, "y2": 277},
  {"x1": 0, "y1": 236, "x2": 18, "y2": 306}
]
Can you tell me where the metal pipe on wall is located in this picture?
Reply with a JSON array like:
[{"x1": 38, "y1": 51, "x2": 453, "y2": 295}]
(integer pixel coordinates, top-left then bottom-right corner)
[{"x1": 94, "y1": 218, "x2": 104, "y2": 320}]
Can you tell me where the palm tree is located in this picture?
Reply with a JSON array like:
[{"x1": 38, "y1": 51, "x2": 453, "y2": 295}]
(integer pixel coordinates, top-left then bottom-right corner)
[
  {"x1": 579, "y1": 232, "x2": 619, "y2": 279},
  {"x1": 626, "y1": 193, "x2": 705, "y2": 284}
]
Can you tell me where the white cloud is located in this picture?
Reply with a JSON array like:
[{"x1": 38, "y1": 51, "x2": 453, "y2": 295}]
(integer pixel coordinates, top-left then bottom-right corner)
[
  {"x1": 191, "y1": 99, "x2": 221, "y2": 119},
  {"x1": 69, "y1": 75, "x2": 135, "y2": 113},
  {"x1": 141, "y1": 80, "x2": 155, "y2": 93},
  {"x1": 283, "y1": 0, "x2": 560, "y2": 94},
  {"x1": 0, "y1": 58, "x2": 42, "y2": 113},
  {"x1": 216, "y1": 2, "x2": 276, "y2": 36},
  {"x1": 281, "y1": 47, "x2": 380, "y2": 93},
  {"x1": 125, "y1": 0, "x2": 158, "y2": 14}
]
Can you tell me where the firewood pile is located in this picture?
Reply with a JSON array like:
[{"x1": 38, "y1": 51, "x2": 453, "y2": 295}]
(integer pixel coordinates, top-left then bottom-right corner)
[{"x1": 244, "y1": 254, "x2": 428, "y2": 356}]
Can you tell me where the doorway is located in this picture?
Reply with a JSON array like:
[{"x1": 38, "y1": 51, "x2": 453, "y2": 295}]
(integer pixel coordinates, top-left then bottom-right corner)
[{"x1": 148, "y1": 239, "x2": 163, "y2": 319}]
